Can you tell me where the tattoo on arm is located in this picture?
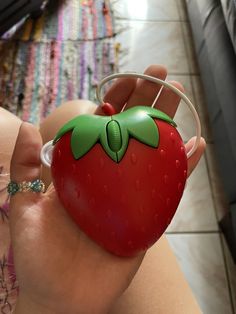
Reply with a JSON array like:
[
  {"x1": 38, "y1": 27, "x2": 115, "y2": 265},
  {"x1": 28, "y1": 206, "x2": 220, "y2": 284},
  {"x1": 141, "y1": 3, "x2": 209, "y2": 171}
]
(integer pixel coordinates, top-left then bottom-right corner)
[{"x1": 0, "y1": 166, "x2": 18, "y2": 311}]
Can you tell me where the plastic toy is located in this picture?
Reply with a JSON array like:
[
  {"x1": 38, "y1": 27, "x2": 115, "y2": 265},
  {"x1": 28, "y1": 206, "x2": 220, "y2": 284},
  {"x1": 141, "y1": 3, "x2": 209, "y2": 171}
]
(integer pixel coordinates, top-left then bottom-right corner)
[{"x1": 41, "y1": 73, "x2": 201, "y2": 257}]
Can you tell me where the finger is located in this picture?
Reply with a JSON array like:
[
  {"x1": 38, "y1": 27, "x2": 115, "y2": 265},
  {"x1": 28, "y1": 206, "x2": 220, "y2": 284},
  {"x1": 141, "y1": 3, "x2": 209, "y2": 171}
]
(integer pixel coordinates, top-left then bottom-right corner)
[
  {"x1": 154, "y1": 80, "x2": 185, "y2": 118},
  {"x1": 125, "y1": 65, "x2": 167, "y2": 109},
  {"x1": 186, "y1": 137, "x2": 206, "y2": 177},
  {"x1": 95, "y1": 77, "x2": 137, "y2": 115},
  {"x1": 9, "y1": 122, "x2": 43, "y2": 208}
]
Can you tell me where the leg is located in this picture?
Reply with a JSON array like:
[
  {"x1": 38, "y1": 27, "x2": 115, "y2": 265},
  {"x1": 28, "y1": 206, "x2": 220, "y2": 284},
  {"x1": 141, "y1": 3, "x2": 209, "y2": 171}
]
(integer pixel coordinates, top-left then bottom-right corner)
[
  {"x1": 39, "y1": 100, "x2": 96, "y2": 187},
  {"x1": 111, "y1": 236, "x2": 201, "y2": 314},
  {"x1": 0, "y1": 108, "x2": 22, "y2": 312},
  {"x1": 0, "y1": 107, "x2": 21, "y2": 249},
  {"x1": 0, "y1": 108, "x2": 22, "y2": 178},
  {"x1": 39, "y1": 101, "x2": 201, "y2": 314}
]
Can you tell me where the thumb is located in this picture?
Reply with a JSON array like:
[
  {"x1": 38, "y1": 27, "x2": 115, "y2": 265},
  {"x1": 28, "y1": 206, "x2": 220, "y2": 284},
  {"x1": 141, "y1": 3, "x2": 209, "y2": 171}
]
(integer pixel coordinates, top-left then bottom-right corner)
[{"x1": 9, "y1": 122, "x2": 43, "y2": 210}]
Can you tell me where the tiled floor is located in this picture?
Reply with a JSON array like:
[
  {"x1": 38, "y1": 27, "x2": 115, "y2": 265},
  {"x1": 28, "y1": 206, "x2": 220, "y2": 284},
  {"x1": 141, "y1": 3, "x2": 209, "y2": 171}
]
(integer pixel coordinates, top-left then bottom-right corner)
[{"x1": 113, "y1": 0, "x2": 236, "y2": 313}]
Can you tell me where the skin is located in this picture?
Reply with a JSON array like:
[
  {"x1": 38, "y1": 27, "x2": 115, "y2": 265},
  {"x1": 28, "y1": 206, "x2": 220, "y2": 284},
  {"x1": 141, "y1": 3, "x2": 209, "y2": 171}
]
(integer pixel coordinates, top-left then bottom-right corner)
[{"x1": 3, "y1": 65, "x2": 205, "y2": 313}]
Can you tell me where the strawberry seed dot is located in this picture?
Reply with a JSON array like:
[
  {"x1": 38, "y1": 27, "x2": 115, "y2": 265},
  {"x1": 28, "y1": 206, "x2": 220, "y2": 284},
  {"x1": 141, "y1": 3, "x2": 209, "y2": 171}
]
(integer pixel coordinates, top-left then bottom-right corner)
[
  {"x1": 125, "y1": 219, "x2": 129, "y2": 228},
  {"x1": 111, "y1": 231, "x2": 116, "y2": 238},
  {"x1": 166, "y1": 198, "x2": 171, "y2": 207},
  {"x1": 164, "y1": 174, "x2": 168, "y2": 184},
  {"x1": 89, "y1": 197, "x2": 95, "y2": 207},
  {"x1": 128, "y1": 240, "x2": 134, "y2": 248},
  {"x1": 135, "y1": 179, "x2": 141, "y2": 191},
  {"x1": 154, "y1": 213, "x2": 159, "y2": 222},
  {"x1": 141, "y1": 226, "x2": 146, "y2": 233},
  {"x1": 100, "y1": 157, "x2": 105, "y2": 168},
  {"x1": 148, "y1": 164, "x2": 153, "y2": 174},
  {"x1": 117, "y1": 168, "x2": 122, "y2": 178},
  {"x1": 160, "y1": 149, "x2": 166, "y2": 158},
  {"x1": 139, "y1": 205, "x2": 145, "y2": 214},
  {"x1": 178, "y1": 182, "x2": 182, "y2": 191},
  {"x1": 72, "y1": 164, "x2": 76, "y2": 172},
  {"x1": 151, "y1": 188, "x2": 156, "y2": 199},
  {"x1": 106, "y1": 210, "x2": 112, "y2": 219},
  {"x1": 167, "y1": 215, "x2": 172, "y2": 225},
  {"x1": 121, "y1": 194, "x2": 126, "y2": 204},
  {"x1": 170, "y1": 132, "x2": 175, "y2": 143},
  {"x1": 86, "y1": 173, "x2": 92, "y2": 184},
  {"x1": 103, "y1": 185, "x2": 108, "y2": 194},
  {"x1": 131, "y1": 153, "x2": 137, "y2": 164}
]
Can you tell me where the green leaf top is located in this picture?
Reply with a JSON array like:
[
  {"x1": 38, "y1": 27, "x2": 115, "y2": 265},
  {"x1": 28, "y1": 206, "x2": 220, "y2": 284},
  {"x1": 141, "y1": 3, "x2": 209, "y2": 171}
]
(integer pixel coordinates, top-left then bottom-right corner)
[{"x1": 53, "y1": 106, "x2": 176, "y2": 163}]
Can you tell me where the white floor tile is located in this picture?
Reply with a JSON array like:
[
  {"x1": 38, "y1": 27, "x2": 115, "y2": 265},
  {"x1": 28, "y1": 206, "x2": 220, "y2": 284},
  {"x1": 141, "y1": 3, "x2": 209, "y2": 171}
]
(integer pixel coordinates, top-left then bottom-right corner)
[
  {"x1": 113, "y1": 0, "x2": 180, "y2": 21},
  {"x1": 167, "y1": 233, "x2": 233, "y2": 314},
  {"x1": 167, "y1": 155, "x2": 218, "y2": 232},
  {"x1": 176, "y1": 0, "x2": 189, "y2": 21},
  {"x1": 182, "y1": 22, "x2": 199, "y2": 74},
  {"x1": 116, "y1": 20, "x2": 189, "y2": 74}
]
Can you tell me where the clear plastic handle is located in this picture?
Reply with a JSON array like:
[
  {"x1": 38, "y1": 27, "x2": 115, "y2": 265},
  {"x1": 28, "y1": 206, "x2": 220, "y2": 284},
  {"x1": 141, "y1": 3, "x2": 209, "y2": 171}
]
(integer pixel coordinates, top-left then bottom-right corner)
[{"x1": 41, "y1": 140, "x2": 53, "y2": 168}]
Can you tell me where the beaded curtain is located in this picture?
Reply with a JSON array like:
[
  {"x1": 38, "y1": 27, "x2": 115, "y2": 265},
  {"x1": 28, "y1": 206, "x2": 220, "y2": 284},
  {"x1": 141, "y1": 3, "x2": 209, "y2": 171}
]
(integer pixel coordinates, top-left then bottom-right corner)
[{"x1": 0, "y1": 1, "x2": 118, "y2": 312}]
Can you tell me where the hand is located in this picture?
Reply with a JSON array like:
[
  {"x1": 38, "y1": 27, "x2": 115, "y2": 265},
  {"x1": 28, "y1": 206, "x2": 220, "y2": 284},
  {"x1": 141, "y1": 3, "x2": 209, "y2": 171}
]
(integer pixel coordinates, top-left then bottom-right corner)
[{"x1": 9, "y1": 65, "x2": 206, "y2": 314}]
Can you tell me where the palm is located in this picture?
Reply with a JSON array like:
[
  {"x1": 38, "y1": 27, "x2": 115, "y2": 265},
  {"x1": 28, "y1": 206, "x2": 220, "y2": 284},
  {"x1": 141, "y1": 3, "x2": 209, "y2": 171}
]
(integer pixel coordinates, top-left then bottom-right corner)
[
  {"x1": 11, "y1": 184, "x2": 144, "y2": 312},
  {"x1": 10, "y1": 65, "x2": 205, "y2": 313}
]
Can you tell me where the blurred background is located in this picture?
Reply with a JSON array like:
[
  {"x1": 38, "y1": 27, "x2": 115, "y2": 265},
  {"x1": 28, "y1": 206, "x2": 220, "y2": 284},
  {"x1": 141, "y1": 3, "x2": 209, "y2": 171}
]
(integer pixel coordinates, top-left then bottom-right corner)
[{"x1": 0, "y1": 0, "x2": 235, "y2": 313}]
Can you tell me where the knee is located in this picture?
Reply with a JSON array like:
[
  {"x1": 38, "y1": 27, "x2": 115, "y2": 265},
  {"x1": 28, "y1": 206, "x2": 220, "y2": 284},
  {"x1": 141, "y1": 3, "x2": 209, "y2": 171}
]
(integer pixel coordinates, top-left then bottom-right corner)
[
  {"x1": 40, "y1": 100, "x2": 97, "y2": 144},
  {"x1": 40, "y1": 100, "x2": 97, "y2": 187},
  {"x1": 0, "y1": 108, "x2": 22, "y2": 157},
  {"x1": 0, "y1": 107, "x2": 22, "y2": 123}
]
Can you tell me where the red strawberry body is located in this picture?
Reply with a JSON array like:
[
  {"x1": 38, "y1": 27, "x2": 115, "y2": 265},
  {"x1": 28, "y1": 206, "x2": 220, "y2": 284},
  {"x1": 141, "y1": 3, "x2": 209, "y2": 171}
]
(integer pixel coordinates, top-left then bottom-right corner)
[{"x1": 51, "y1": 115, "x2": 187, "y2": 257}]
